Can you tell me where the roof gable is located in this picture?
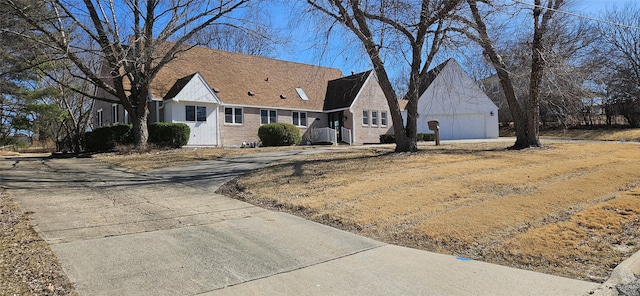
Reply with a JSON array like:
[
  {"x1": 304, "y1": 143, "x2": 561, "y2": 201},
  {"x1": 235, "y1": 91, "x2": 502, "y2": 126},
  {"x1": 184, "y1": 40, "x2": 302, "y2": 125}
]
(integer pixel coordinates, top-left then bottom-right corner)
[
  {"x1": 419, "y1": 59, "x2": 452, "y2": 96},
  {"x1": 163, "y1": 73, "x2": 197, "y2": 100},
  {"x1": 323, "y1": 70, "x2": 372, "y2": 111},
  {"x1": 419, "y1": 59, "x2": 498, "y2": 114},
  {"x1": 163, "y1": 72, "x2": 221, "y2": 104},
  {"x1": 150, "y1": 46, "x2": 344, "y2": 111}
]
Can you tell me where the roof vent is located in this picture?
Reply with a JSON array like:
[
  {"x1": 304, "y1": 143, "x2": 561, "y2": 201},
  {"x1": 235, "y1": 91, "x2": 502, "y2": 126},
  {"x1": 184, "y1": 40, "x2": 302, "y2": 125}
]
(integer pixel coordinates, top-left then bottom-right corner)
[
  {"x1": 295, "y1": 88, "x2": 308, "y2": 101},
  {"x1": 248, "y1": 91, "x2": 255, "y2": 96},
  {"x1": 212, "y1": 87, "x2": 220, "y2": 93},
  {"x1": 280, "y1": 95, "x2": 287, "y2": 99}
]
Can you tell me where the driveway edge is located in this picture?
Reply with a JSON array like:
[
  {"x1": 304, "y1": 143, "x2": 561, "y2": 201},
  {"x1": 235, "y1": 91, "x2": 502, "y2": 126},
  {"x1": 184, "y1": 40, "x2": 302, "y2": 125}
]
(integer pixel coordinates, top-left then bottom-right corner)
[{"x1": 590, "y1": 249, "x2": 640, "y2": 295}]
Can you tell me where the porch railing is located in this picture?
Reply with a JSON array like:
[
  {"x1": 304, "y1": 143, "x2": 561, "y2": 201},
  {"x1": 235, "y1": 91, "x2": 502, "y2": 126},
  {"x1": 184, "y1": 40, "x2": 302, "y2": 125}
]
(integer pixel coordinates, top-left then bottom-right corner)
[
  {"x1": 341, "y1": 127, "x2": 352, "y2": 145},
  {"x1": 310, "y1": 127, "x2": 337, "y2": 145}
]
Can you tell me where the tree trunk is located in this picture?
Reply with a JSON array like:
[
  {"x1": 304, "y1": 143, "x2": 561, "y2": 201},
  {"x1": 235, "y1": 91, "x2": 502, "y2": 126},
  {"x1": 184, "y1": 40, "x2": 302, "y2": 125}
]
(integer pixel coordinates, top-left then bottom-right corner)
[
  {"x1": 527, "y1": 0, "x2": 544, "y2": 148},
  {"x1": 131, "y1": 107, "x2": 149, "y2": 150},
  {"x1": 467, "y1": 0, "x2": 531, "y2": 149},
  {"x1": 370, "y1": 54, "x2": 417, "y2": 153}
]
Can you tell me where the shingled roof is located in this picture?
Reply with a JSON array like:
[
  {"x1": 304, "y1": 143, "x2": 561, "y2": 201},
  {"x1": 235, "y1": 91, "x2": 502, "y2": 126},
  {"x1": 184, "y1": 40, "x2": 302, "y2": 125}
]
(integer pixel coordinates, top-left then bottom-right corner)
[
  {"x1": 150, "y1": 46, "x2": 344, "y2": 111},
  {"x1": 323, "y1": 70, "x2": 372, "y2": 111}
]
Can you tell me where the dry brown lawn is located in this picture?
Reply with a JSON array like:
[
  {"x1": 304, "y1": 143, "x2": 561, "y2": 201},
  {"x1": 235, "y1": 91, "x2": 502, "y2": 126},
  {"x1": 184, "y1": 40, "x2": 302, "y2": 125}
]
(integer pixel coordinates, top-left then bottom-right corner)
[
  {"x1": 218, "y1": 141, "x2": 640, "y2": 282},
  {"x1": 0, "y1": 189, "x2": 77, "y2": 295},
  {"x1": 96, "y1": 145, "x2": 314, "y2": 171},
  {"x1": 525, "y1": 127, "x2": 640, "y2": 142}
]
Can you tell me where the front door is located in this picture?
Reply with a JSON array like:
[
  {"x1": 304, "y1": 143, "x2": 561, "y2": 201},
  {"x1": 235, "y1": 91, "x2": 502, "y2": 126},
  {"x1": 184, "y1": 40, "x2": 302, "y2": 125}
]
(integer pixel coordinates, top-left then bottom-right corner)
[{"x1": 329, "y1": 111, "x2": 343, "y2": 140}]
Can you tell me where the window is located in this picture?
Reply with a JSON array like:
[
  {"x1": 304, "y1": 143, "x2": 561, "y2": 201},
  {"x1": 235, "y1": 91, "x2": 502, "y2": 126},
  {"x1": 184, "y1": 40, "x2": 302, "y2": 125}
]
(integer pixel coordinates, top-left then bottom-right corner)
[
  {"x1": 97, "y1": 109, "x2": 103, "y2": 127},
  {"x1": 111, "y1": 104, "x2": 119, "y2": 124},
  {"x1": 371, "y1": 111, "x2": 378, "y2": 126},
  {"x1": 224, "y1": 107, "x2": 243, "y2": 124},
  {"x1": 293, "y1": 112, "x2": 307, "y2": 127},
  {"x1": 295, "y1": 88, "x2": 308, "y2": 100},
  {"x1": 362, "y1": 110, "x2": 369, "y2": 125},
  {"x1": 491, "y1": 81, "x2": 500, "y2": 94},
  {"x1": 196, "y1": 106, "x2": 206, "y2": 122},
  {"x1": 261, "y1": 109, "x2": 277, "y2": 124},
  {"x1": 186, "y1": 105, "x2": 196, "y2": 121},
  {"x1": 381, "y1": 111, "x2": 388, "y2": 127},
  {"x1": 187, "y1": 105, "x2": 206, "y2": 122},
  {"x1": 123, "y1": 109, "x2": 129, "y2": 124}
]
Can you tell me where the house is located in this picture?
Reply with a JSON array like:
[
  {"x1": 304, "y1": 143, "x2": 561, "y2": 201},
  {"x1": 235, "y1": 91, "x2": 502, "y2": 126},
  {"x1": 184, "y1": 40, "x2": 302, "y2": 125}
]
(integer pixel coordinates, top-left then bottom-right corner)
[
  {"x1": 94, "y1": 46, "x2": 392, "y2": 146},
  {"x1": 414, "y1": 59, "x2": 499, "y2": 140},
  {"x1": 324, "y1": 71, "x2": 393, "y2": 144}
]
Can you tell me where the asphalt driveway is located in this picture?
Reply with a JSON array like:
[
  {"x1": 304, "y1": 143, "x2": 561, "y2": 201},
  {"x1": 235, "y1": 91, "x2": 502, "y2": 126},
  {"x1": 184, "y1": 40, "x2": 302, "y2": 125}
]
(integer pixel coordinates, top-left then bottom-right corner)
[{"x1": 0, "y1": 149, "x2": 599, "y2": 295}]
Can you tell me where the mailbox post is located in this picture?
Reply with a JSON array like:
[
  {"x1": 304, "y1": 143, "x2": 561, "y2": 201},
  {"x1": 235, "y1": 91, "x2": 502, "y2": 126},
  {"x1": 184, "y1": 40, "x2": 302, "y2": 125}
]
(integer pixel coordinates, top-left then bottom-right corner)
[{"x1": 427, "y1": 120, "x2": 440, "y2": 146}]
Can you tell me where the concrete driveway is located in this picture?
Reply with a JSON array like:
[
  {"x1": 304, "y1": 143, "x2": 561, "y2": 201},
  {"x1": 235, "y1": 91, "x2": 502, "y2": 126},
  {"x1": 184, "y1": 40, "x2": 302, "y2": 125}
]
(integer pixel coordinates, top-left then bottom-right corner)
[{"x1": 0, "y1": 149, "x2": 599, "y2": 295}]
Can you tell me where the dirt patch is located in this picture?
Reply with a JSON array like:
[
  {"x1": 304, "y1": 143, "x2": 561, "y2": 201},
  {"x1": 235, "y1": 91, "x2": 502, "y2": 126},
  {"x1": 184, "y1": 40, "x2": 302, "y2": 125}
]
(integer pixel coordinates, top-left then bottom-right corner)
[
  {"x1": 0, "y1": 189, "x2": 77, "y2": 295},
  {"x1": 217, "y1": 142, "x2": 640, "y2": 283}
]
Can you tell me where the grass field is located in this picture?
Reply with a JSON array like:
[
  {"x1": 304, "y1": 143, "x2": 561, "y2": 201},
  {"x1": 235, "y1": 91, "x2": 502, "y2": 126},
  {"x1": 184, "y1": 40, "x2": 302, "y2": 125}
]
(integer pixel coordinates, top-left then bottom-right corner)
[{"x1": 218, "y1": 141, "x2": 640, "y2": 282}]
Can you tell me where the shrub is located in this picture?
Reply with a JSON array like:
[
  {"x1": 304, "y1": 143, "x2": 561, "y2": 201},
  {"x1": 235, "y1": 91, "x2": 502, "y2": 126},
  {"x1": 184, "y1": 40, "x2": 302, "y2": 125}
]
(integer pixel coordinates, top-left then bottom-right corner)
[
  {"x1": 417, "y1": 133, "x2": 435, "y2": 142},
  {"x1": 84, "y1": 124, "x2": 133, "y2": 152},
  {"x1": 258, "y1": 123, "x2": 301, "y2": 146},
  {"x1": 379, "y1": 133, "x2": 434, "y2": 144},
  {"x1": 380, "y1": 134, "x2": 396, "y2": 144},
  {"x1": 148, "y1": 122, "x2": 190, "y2": 148}
]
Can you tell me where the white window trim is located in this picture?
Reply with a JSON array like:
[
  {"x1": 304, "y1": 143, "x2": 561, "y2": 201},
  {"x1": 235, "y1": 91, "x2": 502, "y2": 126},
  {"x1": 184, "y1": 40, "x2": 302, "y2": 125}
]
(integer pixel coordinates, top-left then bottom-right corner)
[
  {"x1": 111, "y1": 104, "x2": 119, "y2": 124},
  {"x1": 362, "y1": 110, "x2": 369, "y2": 126},
  {"x1": 123, "y1": 109, "x2": 129, "y2": 124},
  {"x1": 260, "y1": 109, "x2": 277, "y2": 125},
  {"x1": 97, "y1": 109, "x2": 103, "y2": 127},
  {"x1": 371, "y1": 110, "x2": 378, "y2": 127},
  {"x1": 224, "y1": 107, "x2": 243, "y2": 125},
  {"x1": 293, "y1": 111, "x2": 307, "y2": 127},
  {"x1": 381, "y1": 111, "x2": 388, "y2": 127}
]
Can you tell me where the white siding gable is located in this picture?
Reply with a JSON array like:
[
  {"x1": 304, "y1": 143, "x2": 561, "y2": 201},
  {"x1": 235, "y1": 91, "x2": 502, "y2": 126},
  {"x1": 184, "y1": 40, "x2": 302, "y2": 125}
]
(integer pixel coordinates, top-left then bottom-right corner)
[
  {"x1": 417, "y1": 59, "x2": 499, "y2": 140},
  {"x1": 168, "y1": 73, "x2": 221, "y2": 104},
  {"x1": 419, "y1": 60, "x2": 497, "y2": 115}
]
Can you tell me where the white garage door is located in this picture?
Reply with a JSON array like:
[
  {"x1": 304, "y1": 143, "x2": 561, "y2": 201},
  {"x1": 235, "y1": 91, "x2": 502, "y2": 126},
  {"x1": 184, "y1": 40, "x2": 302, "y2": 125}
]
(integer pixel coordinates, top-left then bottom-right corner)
[{"x1": 419, "y1": 114, "x2": 486, "y2": 140}]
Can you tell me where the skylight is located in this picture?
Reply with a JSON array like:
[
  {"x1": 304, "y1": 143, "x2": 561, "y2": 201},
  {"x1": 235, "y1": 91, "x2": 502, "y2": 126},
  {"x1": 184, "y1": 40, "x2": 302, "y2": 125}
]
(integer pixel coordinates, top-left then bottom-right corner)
[{"x1": 295, "y1": 88, "x2": 308, "y2": 101}]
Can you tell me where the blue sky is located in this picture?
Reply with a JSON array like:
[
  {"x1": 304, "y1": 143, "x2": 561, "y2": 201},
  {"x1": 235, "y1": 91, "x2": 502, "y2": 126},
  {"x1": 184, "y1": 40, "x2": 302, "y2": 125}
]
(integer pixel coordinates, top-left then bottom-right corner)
[{"x1": 266, "y1": 0, "x2": 636, "y2": 76}]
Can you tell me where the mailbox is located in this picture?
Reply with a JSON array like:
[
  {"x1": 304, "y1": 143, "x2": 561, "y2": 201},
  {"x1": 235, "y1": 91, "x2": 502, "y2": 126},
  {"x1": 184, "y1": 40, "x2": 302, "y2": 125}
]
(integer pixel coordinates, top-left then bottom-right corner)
[
  {"x1": 427, "y1": 120, "x2": 441, "y2": 146},
  {"x1": 427, "y1": 120, "x2": 439, "y2": 131}
]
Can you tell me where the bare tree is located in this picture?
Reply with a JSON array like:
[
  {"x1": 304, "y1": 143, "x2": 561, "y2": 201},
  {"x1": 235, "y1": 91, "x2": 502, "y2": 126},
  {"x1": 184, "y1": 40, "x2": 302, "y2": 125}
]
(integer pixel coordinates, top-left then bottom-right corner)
[
  {"x1": 190, "y1": 8, "x2": 278, "y2": 58},
  {"x1": 459, "y1": 0, "x2": 566, "y2": 149},
  {"x1": 477, "y1": 17, "x2": 599, "y2": 129},
  {"x1": 306, "y1": 0, "x2": 461, "y2": 152},
  {"x1": 44, "y1": 64, "x2": 96, "y2": 153},
  {"x1": 4, "y1": 0, "x2": 255, "y2": 149},
  {"x1": 597, "y1": 3, "x2": 640, "y2": 127}
]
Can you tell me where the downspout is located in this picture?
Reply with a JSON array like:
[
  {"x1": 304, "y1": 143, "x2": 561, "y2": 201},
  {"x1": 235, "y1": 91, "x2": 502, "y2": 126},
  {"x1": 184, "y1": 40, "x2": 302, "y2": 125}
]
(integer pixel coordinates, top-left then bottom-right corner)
[
  {"x1": 155, "y1": 101, "x2": 160, "y2": 122},
  {"x1": 348, "y1": 109, "x2": 355, "y2": 145}
]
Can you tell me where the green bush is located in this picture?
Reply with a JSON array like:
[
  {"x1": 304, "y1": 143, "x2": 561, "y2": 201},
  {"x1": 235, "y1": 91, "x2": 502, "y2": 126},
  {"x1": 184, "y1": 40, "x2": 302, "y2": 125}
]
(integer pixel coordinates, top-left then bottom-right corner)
[
  {"x1": 379, "y1": 134, "x2": 396, "y2": 144},
  {"x1": 379, "y1": 133, "x2": 434, "y2": 144},
  {"x1": 417, "y1": 133, "x2": 435, "y2": 142},
  {"x1": 84, "y1": 124, "x2": 133, "y2": 152},
  {"x1": 258, "y1": 123, "x2": 301, "y2": 146},
  {"x1": 149, "y1": 122, "x2": 190, "y2": 148}
]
